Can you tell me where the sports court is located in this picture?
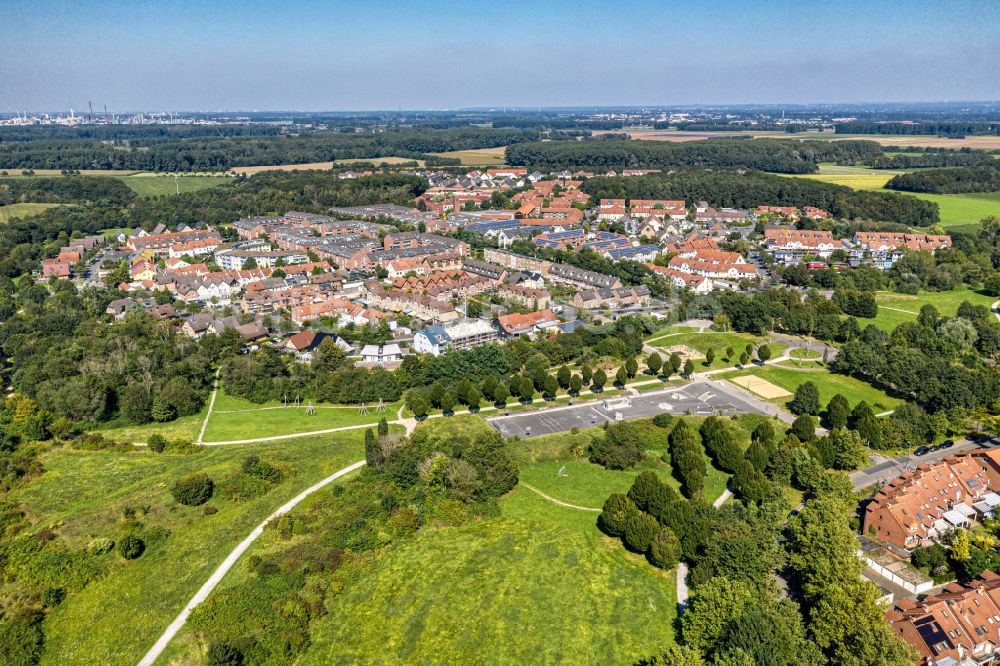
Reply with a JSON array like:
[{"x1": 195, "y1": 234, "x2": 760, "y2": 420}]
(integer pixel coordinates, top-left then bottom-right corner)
[{"x1": 728, "y1": 374, "x2": 792, "y2": 399}]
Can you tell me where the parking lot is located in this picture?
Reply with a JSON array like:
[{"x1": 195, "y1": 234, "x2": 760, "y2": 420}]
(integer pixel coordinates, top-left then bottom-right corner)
[{"x1": 487, "y1": 379, "x2": 767, "y2": 439}]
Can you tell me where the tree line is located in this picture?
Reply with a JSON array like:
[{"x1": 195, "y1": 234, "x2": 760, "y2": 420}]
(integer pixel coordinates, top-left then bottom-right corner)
[
  {"x1": 886, "y1": 164, "x2": 1000, "y2": 194},
  {"x1": 506, "y1": 138, "x2": 885, "y2": 174},
  {"x1": 835, "y1": 121, "x2": 1000, "y2": 136},
  {"x1": 600, "y1": 412, "x2": 918, "y2": 665},
  {"x1": 580, "y1": 169, "x2": 940, "y2": 226},
  {"x1": 0, "y1": 127, "x2": 546, "y2": 171}
]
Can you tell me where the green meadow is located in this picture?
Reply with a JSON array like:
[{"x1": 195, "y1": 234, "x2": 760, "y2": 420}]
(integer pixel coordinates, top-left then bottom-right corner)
[{"x1": 10, "y1": 432, "x2": 367, "y2": 665}]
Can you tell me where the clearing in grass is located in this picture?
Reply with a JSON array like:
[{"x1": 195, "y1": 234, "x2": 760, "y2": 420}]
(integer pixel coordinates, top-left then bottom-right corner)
[
  {"x1": 865, "y1": 287, "x2": 995, "y2": 331},
  {"x1": 0, "y1": 202, "x2": 62, "y2": 222},
  {"x1": 117, "y1": 174, "x2": 231, "y2": 197},
  {"x1": 430, "y1": 147, "x2": 507, "y2": 165}
]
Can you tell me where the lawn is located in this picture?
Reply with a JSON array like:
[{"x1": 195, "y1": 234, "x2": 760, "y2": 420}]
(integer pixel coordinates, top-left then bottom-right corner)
[
  {"x1": 89, "y1": 410, "x2": 206, "y2": 444},
  {"x1": 298, "y1": 513, "x2": 677, "y2": 665},
  {"x1": 520, "y1": 456, "x2": 730, "y2": 508},
  {"x1": 429, "y1": 147, "x2": 507, "y2": 165},
  {"x1": 646, "y1": 331, "x2": 765, "y2": 370},
  {"x1": 718, "y1": 365, "x2": 901, "y2": 413},
  {"x1": 201, "y1": 400, "x2": 399, "y2": 442},
  {"x1": 117, "y1": 174, "x2": 231, "y2": 197},
  {"x1": 865, "y1": 287, "x2": 995, "y2": 331},
  {"x1": 13, "y1": 431, "x2": 368, "y2": 666},
  {"x1": 508, "y1": 416, "x2": 750, "y2": 506},
  {"x1": 0, "y1": 202, "x2": 62, "y2": 222}
]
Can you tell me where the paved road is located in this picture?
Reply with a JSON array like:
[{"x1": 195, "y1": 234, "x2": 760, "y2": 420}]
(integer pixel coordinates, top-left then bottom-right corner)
[
  {"x1": 850, "y1": 438, "x2": 986, "y2": 491},
  {"x1": 487, "y1": 379, "x2": 769, "y2": 439},
  {"x1": 136, "y1": 460, "x2": 367, "y2": 666}
]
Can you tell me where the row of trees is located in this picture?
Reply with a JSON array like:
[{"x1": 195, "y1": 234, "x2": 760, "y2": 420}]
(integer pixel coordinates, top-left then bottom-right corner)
[
  {"x1": 0, "y1": 127, "x2": 545, "y2": 171},
  {"x1": 580, "y1": 168, "x2": 940, "y2": 226},
  {"x1": 507, "y1": 138, "x2": 885, "y2": 174},
  {"x1": 615, "y1": 413, "x2": 917, "y2": 664},
  {"x1": 835, "y1": 121, "x2": 1000, "y2": 136},
  {"x1": 886, "y1": 165, "x2": 1000, "y2": 194}
]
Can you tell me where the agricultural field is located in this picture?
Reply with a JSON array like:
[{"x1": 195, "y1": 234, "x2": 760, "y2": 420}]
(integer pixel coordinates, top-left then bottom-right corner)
[
  {"x1": 116, "y1": 174, "x2": 231, "y2": 197},
  {"x1": 718, "y1": 365, "x2": 901, "y2": 413},
  {"x1": 789, "y1": 164, "x2": 900, "y2": 190},
  {"x1": 0, "y1": 202, "x2": 62, "y2": 222},
  {"x1": 10, "y1": 431, "x2": 368, "y2": 665},
  {"x1": 784, "y1": 165, "x2": 1000, "y2": 228},
  {"x1": 230, "y1": 158, "x2": 422, "y2": 175},
  {"x1": 429, "y1": 147, "x2": 507, "y2": 165},
  {"x1": 901, "y1": 191, "x2": 1000, "y2": 227},
  {"x1": 621, "y1": 129, "x2": 1000, "y2": 150},
  {"x1": 866, "y1": 288, "x2": 995, "y2": 331}
]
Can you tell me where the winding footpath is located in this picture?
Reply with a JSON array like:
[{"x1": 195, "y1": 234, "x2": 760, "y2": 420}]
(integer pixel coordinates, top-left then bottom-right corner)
[
  {"x1": 136, "y1": 460, "x2": 367, "y2": 666},
  {"x1": 519, "y1": 482, "x2": 601, "y2": 512}
]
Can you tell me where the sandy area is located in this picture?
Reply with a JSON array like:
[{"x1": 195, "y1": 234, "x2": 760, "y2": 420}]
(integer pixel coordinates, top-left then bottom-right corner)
[{"x1": 728, "y1": 375, "x2": 792, "y2": 399}]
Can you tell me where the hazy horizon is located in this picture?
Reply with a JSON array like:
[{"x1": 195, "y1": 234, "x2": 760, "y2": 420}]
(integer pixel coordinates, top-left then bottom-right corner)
[{"x1": 3, "y1": 0, "x2": 999, "y2": 112}]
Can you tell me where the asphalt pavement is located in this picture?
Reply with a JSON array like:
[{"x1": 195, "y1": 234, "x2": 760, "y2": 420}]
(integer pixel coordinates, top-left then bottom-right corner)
[{"x1": 487, "y1": 379, "x2": 767, "y2": 438}]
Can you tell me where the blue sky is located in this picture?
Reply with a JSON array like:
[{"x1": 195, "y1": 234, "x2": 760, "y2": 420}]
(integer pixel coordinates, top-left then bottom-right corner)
[{"x1": 2, "y1": 0, "x2": 998, "y2": 111}]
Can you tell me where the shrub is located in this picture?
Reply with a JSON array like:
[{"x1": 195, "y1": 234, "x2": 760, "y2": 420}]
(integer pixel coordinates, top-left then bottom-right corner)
[
  {"x1": 41, "y1": 586, "x2": 66, "y2": 607},
  {"x1": 590, "y1": 420, "x2": 647, "y2": 470},
  {"x1": 87, "y1": 537, "x2": 115, "y2": 555},
  {"x1": 652, "y1": 413, "x2": 674, "y2": 429},
  {"x1": 117, "y1": 534, "x2": 145, "y2": 560},
  {"x1": 623, "y1": 510, "x2": 659, "y2": 553},
  {"x1": 648, "y1": 527, "x2": 682, "y2": 569},
  {"x1": 207, "y1": 640, "x2": 245, "y2": 666},
  {"x1": 148, "y1": 433, "x2": 167, "y2": 453},
  {"x1": 241, "y1": 455, "x2": 283, "y2": 483},
  {"x1": 170, "y1": 473, "x2": 214, "y2": 506},
  {"x1": 203, "y1": 505, "x2": 218, "y2": 516},
  {"x1": 599, "y1": 493, "x2": 633, "y2": 537}
]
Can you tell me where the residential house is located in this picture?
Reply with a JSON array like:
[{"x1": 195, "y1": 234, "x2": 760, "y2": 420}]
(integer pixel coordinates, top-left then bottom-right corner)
[{"x1": 864, "y1": 449, "x2": 1000, "y2": 551}]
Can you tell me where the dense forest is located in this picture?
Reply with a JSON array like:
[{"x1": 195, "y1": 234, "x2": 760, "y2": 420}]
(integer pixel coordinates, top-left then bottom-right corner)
[
  {"x1": 505, "y1": 138, "x2": 885, "y2": 173},
  {"x1": 885, "y1": 165, "x2": 1000, "y2": 194},
  {"x1": 868, "y1": 151, "x2": 997, "y2": 169},
  {"x1": 835, "y1": 121, "x2": 1000, "y2": 136},
  {"x1": 581, "y1": 169, "x2": 940, "y2": 226},
  {"x1": 0, "y1": 176, "x2": 136, "y2": 206},
  {"x1": 0, "y1": 127, "x2": 545, "y2": 171},
  {"x1": 0, "y1": 281, "x2": 224, "y2": 437}
]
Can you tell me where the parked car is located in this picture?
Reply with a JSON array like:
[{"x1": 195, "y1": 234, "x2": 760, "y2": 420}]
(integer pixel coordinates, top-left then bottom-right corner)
[
  {"x1": 914, "y1": 447, "x2": 930, "y2": 456},
  {"x1": 940, "y1": 439, "x2": 955, "y2": 449}
]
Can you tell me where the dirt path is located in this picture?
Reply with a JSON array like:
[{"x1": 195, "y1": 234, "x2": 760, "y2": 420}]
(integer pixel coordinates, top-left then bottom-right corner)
[
  {"x1": 519, "y1": 482, "x2": 601, "y2": 512},
  {"x1": 136, "y1": 459, "x2": 367, "y2": 666},
  {"x1": 195, "y1": 368, "x2": 220, "y2": 445}
]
